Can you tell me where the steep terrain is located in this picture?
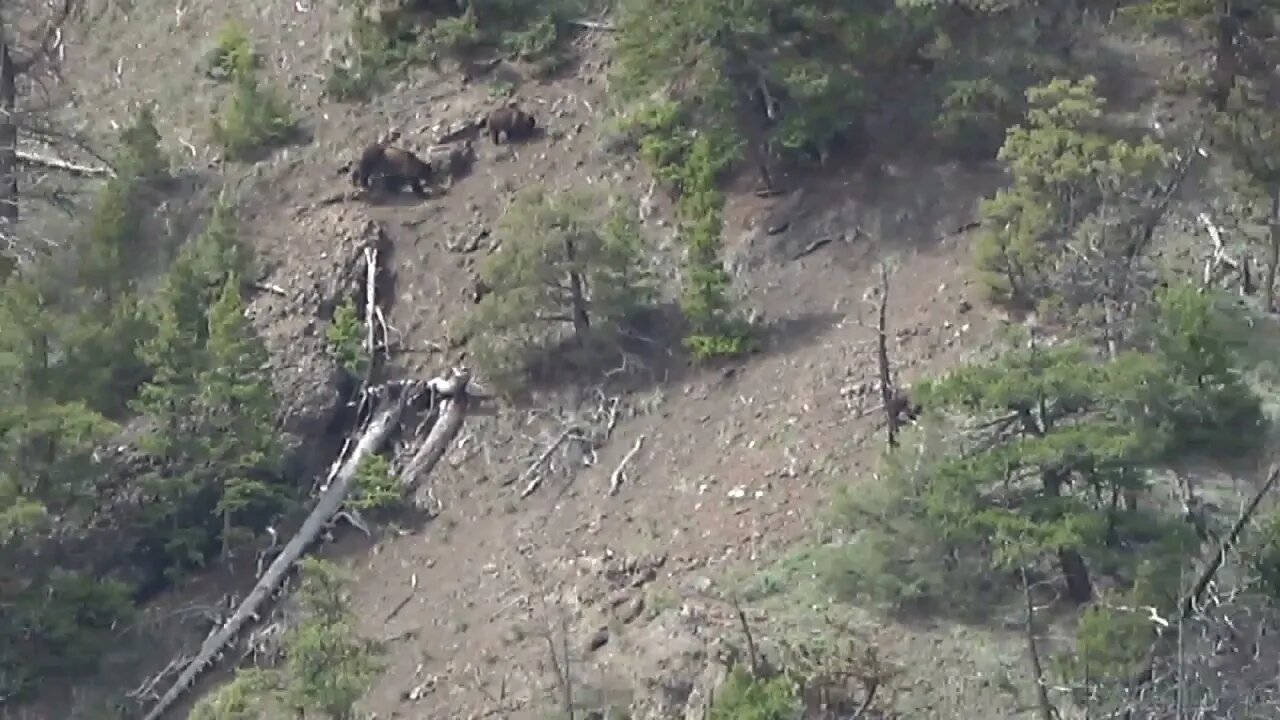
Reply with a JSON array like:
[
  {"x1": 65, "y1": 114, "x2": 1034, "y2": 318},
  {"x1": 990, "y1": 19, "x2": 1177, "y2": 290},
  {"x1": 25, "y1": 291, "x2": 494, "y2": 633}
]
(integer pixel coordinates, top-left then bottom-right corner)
[{"x1": 23, "y1": 1, "x2": 1077, "y2": 718}]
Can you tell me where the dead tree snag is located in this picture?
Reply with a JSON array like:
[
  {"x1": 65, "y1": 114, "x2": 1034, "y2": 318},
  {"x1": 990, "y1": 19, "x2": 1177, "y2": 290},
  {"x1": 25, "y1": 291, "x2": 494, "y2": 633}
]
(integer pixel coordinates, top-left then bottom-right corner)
[
  {"x1": 872, "y1": 263, "x2": 903, "y2": 449},
  {"x1": 1020, "y1": 567, "x2": 1056, "y2": 720},
  {"x1": 1129, "y1": 464, "x2": 1280, "y2": 693},
  {"x1": 0, "y1": 0, "x2": 85, "y2": 276}
]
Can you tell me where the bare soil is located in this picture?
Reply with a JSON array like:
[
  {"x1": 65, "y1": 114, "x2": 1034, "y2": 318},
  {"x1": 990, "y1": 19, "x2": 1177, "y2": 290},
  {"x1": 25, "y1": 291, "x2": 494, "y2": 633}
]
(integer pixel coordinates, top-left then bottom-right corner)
[{"x1": 19, "y1": 0, "x2": 1053, "y2": 717}]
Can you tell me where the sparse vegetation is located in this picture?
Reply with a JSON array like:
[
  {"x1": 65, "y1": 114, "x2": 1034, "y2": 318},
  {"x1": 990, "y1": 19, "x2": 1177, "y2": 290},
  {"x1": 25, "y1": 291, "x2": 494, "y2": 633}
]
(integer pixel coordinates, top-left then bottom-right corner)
[
  {"x1": 204, "y1": 23, "x2": 261, "y2": 81},
  {"x1": 325, "y1": 0, "x2": 425, "y2": 102},
  {"x1": 619, "y1": 101, "x2": 754, "y2": 361},
  {"x1": 326, "y1": 0, "x2": 594, "y2": 101}
]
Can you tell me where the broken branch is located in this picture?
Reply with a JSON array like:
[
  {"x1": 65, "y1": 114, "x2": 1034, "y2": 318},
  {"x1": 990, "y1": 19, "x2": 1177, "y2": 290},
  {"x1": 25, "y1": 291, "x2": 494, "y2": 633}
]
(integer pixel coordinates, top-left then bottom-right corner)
[
  {"x1": 607, "y1": 435, "x2": 645, "y2": 496},
  {"x1": 16, "y1": 148, "x2": 114, "y2": 177},
  {"x1": 567, "y1": 18, "x2": 615, "y2": 30},
  {"x1": 516, "y1": 428, "x2": 575, "y2": 498}
]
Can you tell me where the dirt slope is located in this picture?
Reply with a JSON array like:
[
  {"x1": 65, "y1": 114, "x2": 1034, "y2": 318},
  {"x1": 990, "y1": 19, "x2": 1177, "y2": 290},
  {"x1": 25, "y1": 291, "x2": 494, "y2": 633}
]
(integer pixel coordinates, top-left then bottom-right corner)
[{"x1": 38, "y1": 1, "x2": 1038, "y2": 717}]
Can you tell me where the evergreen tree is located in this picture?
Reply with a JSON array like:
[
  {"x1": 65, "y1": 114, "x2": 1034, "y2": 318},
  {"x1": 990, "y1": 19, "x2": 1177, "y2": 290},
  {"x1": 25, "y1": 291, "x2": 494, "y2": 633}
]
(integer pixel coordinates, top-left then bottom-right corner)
[
  {"x1": 201, "y1": 274, "x2": 287, "y2": 555},
  {"x1": 133, "y1": 201, "x2": 282, "y2": 571},
  {"x1": 282, "y1": 559, "x2": 385, "y2": 719},
  {"x1": 466, "y1": 187, "x2": 656, "y2": 384},
  {"x1": 975, "y1": 76, "x2": 1168, "y2": 321}
]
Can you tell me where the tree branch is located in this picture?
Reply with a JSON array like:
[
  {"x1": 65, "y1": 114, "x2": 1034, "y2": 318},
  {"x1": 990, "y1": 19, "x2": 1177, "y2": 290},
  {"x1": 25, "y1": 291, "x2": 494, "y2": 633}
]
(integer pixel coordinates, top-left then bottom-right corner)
[{"x1": 16, "y1": 148, "x2": 113, "y2": 177}]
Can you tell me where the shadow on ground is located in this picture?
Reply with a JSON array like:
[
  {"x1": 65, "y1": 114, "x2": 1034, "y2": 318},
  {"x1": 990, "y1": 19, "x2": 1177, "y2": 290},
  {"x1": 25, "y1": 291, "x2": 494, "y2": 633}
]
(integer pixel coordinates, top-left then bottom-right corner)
[{"x1": 489, "y1": 304, "x2": 845, "y2": 404}]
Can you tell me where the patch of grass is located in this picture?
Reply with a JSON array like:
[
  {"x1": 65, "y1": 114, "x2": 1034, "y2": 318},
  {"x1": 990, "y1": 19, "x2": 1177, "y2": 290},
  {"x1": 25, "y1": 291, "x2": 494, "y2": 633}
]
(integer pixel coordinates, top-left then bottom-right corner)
[
  {"x1": 709, "y1": 666, "x2": 801, "y2": 720},
  {"x1": 736, "y1": 545, "x2": 823, "y2": 603}
]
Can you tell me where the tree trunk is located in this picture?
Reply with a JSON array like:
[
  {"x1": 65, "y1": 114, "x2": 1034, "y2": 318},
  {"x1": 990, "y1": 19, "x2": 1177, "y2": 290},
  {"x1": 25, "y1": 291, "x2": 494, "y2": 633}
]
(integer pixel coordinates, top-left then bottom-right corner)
[
  {"x1": 873, "y1": 264, "x2": 898, "y2": 449},
  {"x1": 1020, "y1": 567, "x2": 1056, "y2": 720},
  {"x1": 140, "y1": 370, "x2": 472, "y2": 720},
  {"x1": 1043, "y1": 468, "x2": 1094, "y2": 603},
  {"x1": 563, "y1": 236, "x2": 590, "y2": 340},
  {"x1": 1104, "y1": 485, "x2": 1120, "y2": 547},
  {"x1": 1210, "y1": 1, "x2": 1238, "y2": 111},
  {"x1": 1266, "y1": 181, "x2": 1279, "y2": 312},
  {"x1": 0, "y1": 31, "x2": 18, "y2": 280},
  {"x1": 1058, "y1": 547, "x2": 1094, "y2": 604}
]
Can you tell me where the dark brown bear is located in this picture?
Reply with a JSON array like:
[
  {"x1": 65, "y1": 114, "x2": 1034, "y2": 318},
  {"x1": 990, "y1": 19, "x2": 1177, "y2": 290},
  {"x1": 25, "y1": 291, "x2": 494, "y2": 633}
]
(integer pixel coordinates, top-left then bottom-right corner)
[
  {"x1": 482, "y1": 105, "x2": 537, "y2": 145},
  {"x1": 350, "y1": 142, "x2": 434, "y2": 198}
]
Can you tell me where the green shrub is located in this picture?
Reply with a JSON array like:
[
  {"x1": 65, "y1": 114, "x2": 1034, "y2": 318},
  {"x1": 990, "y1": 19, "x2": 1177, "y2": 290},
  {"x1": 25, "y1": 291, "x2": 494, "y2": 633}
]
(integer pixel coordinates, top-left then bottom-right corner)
[
  {"x1": 283, "y1": 559, "x2": 385, "y2": 718},
  {"x1": 326, "y1": 1, "x2": 424, "y2": 103},
  {"x1": 204, "y1": 22, "x2": 260, "y2": 80},
  {"x1": 350, "y1": 454, "x2": 405, "y2": 513},
  {"x1": 212, "y1": 72, "x2": 298, "y2": 161},
  {"x1": 189, "y1": 669, "x2": 280, "y2": 720},
  {"x1": 326, "y1": 296, "x2": 368, "y2": 379},
  {"x1": 619, "y1": 102, "x2": 755, "y2": 361},
  {"x1": 1249, "y1": 513, "x2": 1280, "y2": 601},
  {"x1": 464, "y1": 187, "x2": 658, "y2": 389},
  {"x1": 1054, "y1": 600, "x2": 1153, "y2": 687},
  {"x1": 709, "y1": 666, "x2": 802, "y2": 720}
]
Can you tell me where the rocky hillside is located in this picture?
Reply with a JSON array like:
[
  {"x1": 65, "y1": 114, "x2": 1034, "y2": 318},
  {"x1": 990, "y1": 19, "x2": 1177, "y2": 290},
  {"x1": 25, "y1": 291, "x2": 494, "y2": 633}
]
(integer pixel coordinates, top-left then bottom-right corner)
[{"x1": 7, "y1": 0, "x2": 1280, "y2": 719}]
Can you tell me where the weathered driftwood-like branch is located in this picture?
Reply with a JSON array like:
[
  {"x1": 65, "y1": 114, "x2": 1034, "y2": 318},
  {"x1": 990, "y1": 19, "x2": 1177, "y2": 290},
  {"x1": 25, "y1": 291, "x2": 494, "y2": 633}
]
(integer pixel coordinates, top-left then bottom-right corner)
[
  {"x1": 1199, "y1": 211, "x2": 1242, "y2": 289},
  {"x1": 1180, "y1": 464, "x2": 1279, "y2": 618},
  {"x1": 364, "y1": 245, "x2": 378, "y2": 357},
  {"x1": 398, "y1": 367, "x2": 472, "y2": 494},
  {"x1": 139, "y1": 393, "x2": 414, "y2": 720},
  {"x1": 607, "y1": 435, "x2": 644, "y2": 496},
  {"x1": 567, "y1": 18, "x2": 615, "y2": 31},
  {"x1": 517, "y1": 428, "x2": 574, "y2": 499},
  {"x1": 1020, "y1": 567, "x2": 1056, "y2": 720},
  {"x1": 17, "y1": 148, "x2": 114, "y2": 177},
  {"x1": 140, "y1": 369, "x2": 473, "y2": 720}
]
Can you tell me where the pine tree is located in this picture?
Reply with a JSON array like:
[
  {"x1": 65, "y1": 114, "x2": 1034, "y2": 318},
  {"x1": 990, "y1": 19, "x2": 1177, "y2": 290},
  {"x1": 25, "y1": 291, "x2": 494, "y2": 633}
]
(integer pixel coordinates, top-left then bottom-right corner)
[
  {"x1": 133, "y1": 201, "x2": 281, "y2": 570},
  {"x1": 200, "y1": 273, "x2": 286, "y2": 556},
  {"x1": 466, "y1": 187, "x2": 656, "y2": 384}
]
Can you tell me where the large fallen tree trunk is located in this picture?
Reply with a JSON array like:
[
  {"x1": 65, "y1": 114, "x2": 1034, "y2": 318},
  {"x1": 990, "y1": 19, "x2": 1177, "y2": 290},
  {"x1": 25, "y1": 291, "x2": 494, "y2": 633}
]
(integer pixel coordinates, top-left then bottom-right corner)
[
  {"x1": 139, "y1": 368, "x2": 473, "y2": 720},
  {"x1": 401, "y1": 367, "x2": 471, "y2": 492}
]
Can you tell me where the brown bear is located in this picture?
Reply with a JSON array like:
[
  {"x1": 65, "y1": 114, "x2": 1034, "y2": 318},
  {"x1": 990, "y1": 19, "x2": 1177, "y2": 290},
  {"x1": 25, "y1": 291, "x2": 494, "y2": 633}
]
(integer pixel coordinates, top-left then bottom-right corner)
[{"x1": 481, "y1": 105, "x2": 537, "y2": 145}]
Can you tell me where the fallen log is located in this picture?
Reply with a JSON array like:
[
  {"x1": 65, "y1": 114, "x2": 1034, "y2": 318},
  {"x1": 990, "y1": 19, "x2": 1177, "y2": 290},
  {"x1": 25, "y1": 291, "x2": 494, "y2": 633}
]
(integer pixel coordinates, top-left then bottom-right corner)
[
  {"x1": 139, "y1": 370, "x2": 472, "y2": 720},
  {"x1": 17, "y1": 149, "x2": 116, "y2": 177},
  {"x1": 400, "y1": 367, "x2": 472, "y2": 493}
]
